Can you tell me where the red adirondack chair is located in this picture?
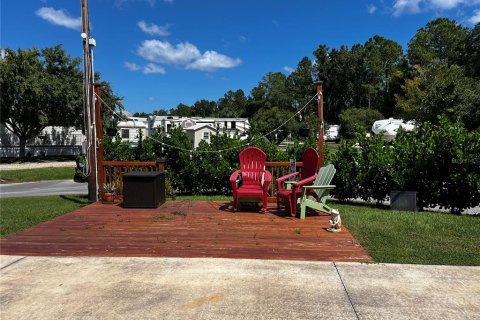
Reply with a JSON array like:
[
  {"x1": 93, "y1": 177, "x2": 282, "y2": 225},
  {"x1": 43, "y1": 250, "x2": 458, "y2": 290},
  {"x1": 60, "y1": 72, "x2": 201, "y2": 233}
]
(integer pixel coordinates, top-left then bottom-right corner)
[
  {"x1": 276, "y1": 148, "x2": 319, "y2": 217},
  {"x1": 229, "y1": 147, "x2": 272, "y2": 212}
]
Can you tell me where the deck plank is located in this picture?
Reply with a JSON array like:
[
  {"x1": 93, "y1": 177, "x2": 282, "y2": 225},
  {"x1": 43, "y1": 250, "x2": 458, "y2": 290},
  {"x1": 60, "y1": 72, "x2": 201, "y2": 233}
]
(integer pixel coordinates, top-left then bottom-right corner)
[{"x1": 0, "y1": 201, "x2": 372, "y2": 262}]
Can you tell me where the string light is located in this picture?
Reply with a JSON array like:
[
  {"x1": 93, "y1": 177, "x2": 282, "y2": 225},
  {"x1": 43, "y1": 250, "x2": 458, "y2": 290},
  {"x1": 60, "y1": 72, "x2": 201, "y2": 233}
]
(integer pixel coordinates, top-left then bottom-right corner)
[{"x1": 94, "y1": 92, "x2": 318, "y2": 154}]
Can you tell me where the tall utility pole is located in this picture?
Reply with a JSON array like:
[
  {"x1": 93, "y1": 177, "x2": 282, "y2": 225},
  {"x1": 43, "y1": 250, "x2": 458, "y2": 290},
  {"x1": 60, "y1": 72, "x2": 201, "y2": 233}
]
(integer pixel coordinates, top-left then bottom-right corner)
[
  {"x1": 317, "y1": 81, "x2": 325, "y2": 167},
  {"x1": 81, "y1": 0, "x2": 98, "y2": 202}
]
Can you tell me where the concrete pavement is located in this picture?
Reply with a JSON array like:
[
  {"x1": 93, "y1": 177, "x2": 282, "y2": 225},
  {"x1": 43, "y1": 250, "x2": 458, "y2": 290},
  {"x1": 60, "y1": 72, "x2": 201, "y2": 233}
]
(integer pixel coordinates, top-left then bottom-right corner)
[
  {"x1": 1, "y1": 256, "x2": 479, "y2": 320},
  {"x1": 0, "y1": 180, "x2": 87, "y2": 198}
]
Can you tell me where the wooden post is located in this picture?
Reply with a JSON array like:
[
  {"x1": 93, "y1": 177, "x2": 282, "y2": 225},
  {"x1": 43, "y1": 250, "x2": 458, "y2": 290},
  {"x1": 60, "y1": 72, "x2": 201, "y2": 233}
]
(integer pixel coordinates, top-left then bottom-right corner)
[
  {"x1": 94, "y1": 84, "x2": 104, "y2": 201},
  {"x1": 81, "y1": 0, "x2": 97, "y2": 202},
  {"x1": 317, "y1": 81, "x2": 325, "y2": 167}
]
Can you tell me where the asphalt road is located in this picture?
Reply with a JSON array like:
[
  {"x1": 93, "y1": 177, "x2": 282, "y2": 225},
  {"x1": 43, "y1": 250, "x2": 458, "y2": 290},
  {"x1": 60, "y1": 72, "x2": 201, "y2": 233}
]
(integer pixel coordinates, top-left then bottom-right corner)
[{"x1": 0, "y1": 180, "x2": 88, "y2": 198}]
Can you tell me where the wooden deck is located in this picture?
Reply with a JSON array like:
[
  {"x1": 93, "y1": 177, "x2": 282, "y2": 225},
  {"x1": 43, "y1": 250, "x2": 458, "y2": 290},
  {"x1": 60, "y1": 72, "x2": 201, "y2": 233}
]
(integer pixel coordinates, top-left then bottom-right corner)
[{"x1": 0, "y1": 201, "x2": 372, "y2": 262}]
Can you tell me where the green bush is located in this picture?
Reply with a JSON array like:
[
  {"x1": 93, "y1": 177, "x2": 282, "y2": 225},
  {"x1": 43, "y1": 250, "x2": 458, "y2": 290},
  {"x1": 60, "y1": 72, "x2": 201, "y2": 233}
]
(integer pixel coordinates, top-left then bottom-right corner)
[
  {"x1": 332, "y1": 141, "x2": 361, "y2": 201},
  {"x1": 332, "y1": 133, "x2": 393, "y2": 203},
  {"x1": 338, "y1": 107, "x2": 384, "y2": 139},
  {"x1": 392, "y1": 118, "x2": 480, "y2": 213},
  {"x1": 356, "y1": 133, "x2": 394, "y2": 203},
  {"x1": 333, "y1": 116, "x2": 480, "y2": 213}
]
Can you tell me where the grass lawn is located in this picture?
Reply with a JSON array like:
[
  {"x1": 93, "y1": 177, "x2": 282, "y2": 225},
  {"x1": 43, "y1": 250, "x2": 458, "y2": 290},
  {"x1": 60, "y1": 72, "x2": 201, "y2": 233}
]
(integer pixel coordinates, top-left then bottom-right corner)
[
  {"x1": 0, "y1": 195, "x2": 89, "y2": 237},
  {"x1": 0, "y1": 167, "x2": 75, "y2": 184},
  {"x1": 335, "y1": 202, "x2": 480, "y2": 266}
]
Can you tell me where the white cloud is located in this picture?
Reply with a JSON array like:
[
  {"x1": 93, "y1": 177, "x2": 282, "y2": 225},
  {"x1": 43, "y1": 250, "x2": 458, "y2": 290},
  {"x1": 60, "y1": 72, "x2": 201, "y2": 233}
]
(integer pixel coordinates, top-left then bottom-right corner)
[
  {"x1": 35, "y1": 7, "x2": 81, "y2": 30},
  {"x1": 392, "y1": 0, "x2": 480, "y2": 16},
  {"x1": 124, "y1": 62, "x2": 141, "y2": 71},
  {"x1": 469, "y1": 9, "x2": 480, "y2": 24},
  {"x1": 186, "y1": 51, "x2": 242, "y2": 71},
  {"x1": 138, "y1": 40, "x2": 200, "y2": 65},
  {"x1": 429, "y1": 0, "x2": 464, "y2": 10},
  {"x1": 138, "y1": 21, "x2": 171, "y2": 36},
  {"x1": 143, "y1": 63, "x2": 166, "y2": 74},
  {"x1": 148, "y1": 96, "x2": 157, "y2": 101},
  {"x1": 283, "y1": 66, "x2": 294, "y2": 73},
  {"x1": 367, "y1": 4, "x2": 377, "y2": 14},
  {"x1": 393, "y1": 0, "x2": 422, "y2": 16},
  {"x1": 238, "y1": 35, "x2": 247, "y2": 43},
  {"x1": 137, "y1": 40, "x2": 241, "y2": 71}
]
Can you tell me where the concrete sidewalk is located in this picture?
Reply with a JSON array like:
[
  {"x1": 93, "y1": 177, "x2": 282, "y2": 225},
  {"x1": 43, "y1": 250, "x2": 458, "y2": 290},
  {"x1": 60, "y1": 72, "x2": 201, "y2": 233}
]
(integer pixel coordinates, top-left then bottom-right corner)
[{"x1": 1, "y1": 256, "x2": 479, "y2": 320}]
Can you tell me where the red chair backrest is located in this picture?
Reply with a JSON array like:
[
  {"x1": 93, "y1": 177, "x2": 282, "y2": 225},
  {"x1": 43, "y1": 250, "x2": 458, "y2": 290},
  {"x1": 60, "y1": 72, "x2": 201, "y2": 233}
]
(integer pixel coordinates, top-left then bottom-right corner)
[
  {"x1": 239, "y1": 147, "x2": 266, "y2": 185},
  {"x1": 300, "y1": 148, "x2": 319, "y2": 180}
]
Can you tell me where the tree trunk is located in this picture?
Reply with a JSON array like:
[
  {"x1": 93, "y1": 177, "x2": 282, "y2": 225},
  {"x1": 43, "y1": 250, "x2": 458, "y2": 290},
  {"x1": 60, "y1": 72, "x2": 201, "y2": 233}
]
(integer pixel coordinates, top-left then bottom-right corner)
[{"x1": 19, "y1": 136, "x2": 27, "y2": 159}]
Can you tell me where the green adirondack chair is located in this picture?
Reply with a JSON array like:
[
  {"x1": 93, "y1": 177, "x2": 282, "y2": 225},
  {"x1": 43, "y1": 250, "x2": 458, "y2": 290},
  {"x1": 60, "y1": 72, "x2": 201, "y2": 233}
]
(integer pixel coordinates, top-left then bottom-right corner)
[{"x1": 298, "y1": 164, "x2": 336, "y2": 219}]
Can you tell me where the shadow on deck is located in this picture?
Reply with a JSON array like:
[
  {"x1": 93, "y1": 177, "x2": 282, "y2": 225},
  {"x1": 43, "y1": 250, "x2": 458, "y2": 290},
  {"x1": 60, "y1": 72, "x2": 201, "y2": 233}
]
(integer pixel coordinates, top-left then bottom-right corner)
[{"x1": 0, "y1": 201, "x2": 372, "y2": 262}]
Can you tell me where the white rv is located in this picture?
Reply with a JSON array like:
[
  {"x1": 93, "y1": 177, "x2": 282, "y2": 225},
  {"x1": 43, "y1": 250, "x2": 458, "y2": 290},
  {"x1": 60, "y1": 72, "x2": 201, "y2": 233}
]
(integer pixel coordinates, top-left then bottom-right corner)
[{"x1": 371, "y1": 118, "x2": 415, "y2": 141}]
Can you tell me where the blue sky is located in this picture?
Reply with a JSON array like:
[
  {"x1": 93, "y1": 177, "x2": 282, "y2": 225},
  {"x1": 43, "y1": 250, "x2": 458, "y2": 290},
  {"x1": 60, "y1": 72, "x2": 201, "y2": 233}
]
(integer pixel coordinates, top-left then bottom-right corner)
[{"x1": 2, "y1": 0, "x2": 480, "y2": 114}]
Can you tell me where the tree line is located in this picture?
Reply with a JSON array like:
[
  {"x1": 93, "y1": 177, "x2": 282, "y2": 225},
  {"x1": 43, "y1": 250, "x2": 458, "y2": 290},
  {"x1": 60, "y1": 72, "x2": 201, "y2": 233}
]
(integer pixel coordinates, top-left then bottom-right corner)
[
  {"x1": 1, "y1": 18, "x2": 479, "y2": 159},
  {"x1": 138, "y1": 18, "x2": 480, "y2": 136}
]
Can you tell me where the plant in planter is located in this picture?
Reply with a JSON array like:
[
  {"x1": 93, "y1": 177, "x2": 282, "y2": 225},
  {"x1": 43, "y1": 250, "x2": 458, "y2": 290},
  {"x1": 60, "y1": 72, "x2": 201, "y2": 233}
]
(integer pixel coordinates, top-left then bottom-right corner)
[
  {"x1": 102, "y1": 182, "x2": 116, "y2": 203},
  {"x1": 165, "y1": 178, "x2": 177, "y2": 200}
]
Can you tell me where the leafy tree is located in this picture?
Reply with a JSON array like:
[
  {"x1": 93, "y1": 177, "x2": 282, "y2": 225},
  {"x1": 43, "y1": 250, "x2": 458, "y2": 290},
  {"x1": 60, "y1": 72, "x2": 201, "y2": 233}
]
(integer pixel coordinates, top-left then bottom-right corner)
[
  {"x1": 0, "y1": 46, "x2": 83, "y2": 158},
  {"x1": 363, "y1": 35, "x2": 404, "y2": 116},
  {"x1": 287, "y1": 57, "x2": 315, "y2": 114},
  {"x1": 396, "y1": 64, "x2": 480, "y2": 129},
  {"x1": 133, "y1": 112, "x2": 150, "y2": 117},
  {"x1": 191, "y1": 99, "x2": 217, "y2": 117},
  {"x1": 463, "y1": 22, "x2": 480, "y2": 78},
  {"x1": 95, "y1": 75, "x2": 124, "y2": 127},
  {"x1": 170, "y1": 103, "x2": 193, "y2": 117},
  {"x1": 153, "y1": 109, "x2": 168, "y2": 116},
  {"x1": 407, "y1": 18, "x2": 468, "y2": 66},
  {"x1": 338, "y1": 108, "x2": 384, "y2": 139},
  {"x1": 314, "y1": 45, "x2": 357, "y2": 122},
  {"x1": 218, "y1": 89, "x2": 248, "y2": 117},
  {"x1": 250, "y1": 72, "x2": 293, "y2": 111},
  {"x1": 251, "y1": 107, "x2": 298, "y2": 144}
]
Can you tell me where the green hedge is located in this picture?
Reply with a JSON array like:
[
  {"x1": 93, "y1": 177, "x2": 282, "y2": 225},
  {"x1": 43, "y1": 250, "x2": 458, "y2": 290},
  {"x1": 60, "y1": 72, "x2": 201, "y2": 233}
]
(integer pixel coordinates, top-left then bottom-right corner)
[
  {"x1": 102, "y1": 126, "x2": 320, "y2": 195},
  {"x1": 332, "y1": 117, "x2": 480, "y2": 213}
]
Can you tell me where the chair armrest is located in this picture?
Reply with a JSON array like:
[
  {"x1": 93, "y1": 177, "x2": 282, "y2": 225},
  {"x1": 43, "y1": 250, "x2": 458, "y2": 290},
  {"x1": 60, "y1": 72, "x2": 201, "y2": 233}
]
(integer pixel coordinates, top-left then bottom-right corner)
[
  {"x1": 229, "y1": 170, "x2": 241, "y2": 183},
  {"x1": 229, "y1": 170, "x2": 241, "y2": 193},
  {"x1": 301, "y1": 185, "x2": 336, "y2": 197},
  {"x1": 302, "y1": 185, "x2": 336, "y2": 190},
  {"x1": 295, "y1": 174, "x2": 318, "y2": 187},
  {"x1": 277, "y1": 172, "x2": 299, "y2": 190},
  {"x1": 262, "y1": 170, "x2": 272, "y2": 192},
  {"x1": 277, "y1": 172, "x2": 299, "y2": 183}
]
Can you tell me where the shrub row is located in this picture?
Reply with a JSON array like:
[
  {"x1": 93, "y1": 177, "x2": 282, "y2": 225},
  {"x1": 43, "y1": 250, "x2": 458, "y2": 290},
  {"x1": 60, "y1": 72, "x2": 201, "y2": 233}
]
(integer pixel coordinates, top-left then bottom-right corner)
[
  {"x1": 332, "y1": 117, "x2": 480, "y2": 214},
  {"x1": 102, "y1": 126, "x2": 320, "y2": 195}
]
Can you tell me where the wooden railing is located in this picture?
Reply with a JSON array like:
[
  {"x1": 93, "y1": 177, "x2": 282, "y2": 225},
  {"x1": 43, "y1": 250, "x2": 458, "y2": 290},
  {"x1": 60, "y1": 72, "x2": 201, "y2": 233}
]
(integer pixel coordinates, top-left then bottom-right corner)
[
  {"x1": 265, "y1": 161, "x2": 303, "y2": 201},
  {"x1": 100, "y1": 161, "x2": 165, "y2": 199},
  {"x1": 99, "y1": 160, "x2": 300, "y2": 202}
]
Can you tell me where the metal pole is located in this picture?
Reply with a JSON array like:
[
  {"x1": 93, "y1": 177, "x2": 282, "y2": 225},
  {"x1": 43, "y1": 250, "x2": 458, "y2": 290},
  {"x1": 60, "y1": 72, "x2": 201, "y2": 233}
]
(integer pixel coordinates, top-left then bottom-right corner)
[{"x1": 317, "y1": 81, "x2": 325, "y2": 167}]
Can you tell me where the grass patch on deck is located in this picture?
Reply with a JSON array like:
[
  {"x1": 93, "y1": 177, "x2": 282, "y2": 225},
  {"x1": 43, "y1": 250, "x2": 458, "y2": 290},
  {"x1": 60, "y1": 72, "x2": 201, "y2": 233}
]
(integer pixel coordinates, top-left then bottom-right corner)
[
  {"x1": 0, "y1": 167, "x2": 74, "y2": 184},
  {"x1": 334, "y1": 202, "x2": 480, "y2": 266},
  {"x1": 0, "y1": 195, "x2": 89, "y2": 237}
]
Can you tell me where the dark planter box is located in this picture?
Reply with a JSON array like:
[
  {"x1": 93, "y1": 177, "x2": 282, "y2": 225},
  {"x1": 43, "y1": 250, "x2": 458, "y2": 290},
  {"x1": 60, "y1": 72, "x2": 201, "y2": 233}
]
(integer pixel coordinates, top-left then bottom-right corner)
[
  {"x1": 123, "y1": 172, "x2": 165, "y2": 208},
  {"x1": 390, "y1": 190, "x2": 418, "y2": 212}
]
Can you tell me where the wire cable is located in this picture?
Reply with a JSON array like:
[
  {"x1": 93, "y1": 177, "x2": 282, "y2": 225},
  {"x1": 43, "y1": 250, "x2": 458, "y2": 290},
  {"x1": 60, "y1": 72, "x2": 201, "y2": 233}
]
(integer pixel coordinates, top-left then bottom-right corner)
[{"x1": 94, "y1": 92, "x2": 318, "y2": 154}]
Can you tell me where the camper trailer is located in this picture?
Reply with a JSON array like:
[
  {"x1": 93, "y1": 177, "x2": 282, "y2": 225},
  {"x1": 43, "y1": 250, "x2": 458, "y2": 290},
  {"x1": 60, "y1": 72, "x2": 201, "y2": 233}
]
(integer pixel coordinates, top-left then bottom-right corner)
[{"x1": 371, "y1": 118, "x2": 415, "y2": 141}]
